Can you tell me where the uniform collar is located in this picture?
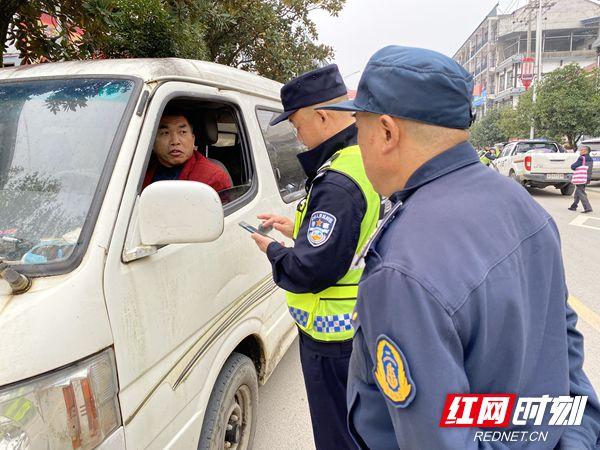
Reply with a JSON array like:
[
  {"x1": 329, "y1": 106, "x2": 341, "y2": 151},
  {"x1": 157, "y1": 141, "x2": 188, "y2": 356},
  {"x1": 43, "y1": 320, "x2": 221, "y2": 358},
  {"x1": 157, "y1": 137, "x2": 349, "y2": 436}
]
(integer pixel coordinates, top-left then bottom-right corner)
[
  {"x1": 297, "y1": 124, "x2": 358, "y2": 181},
  {"x1": 358, "y1": 141, "x2": 479, "y2": 264},
  {"x1": 390, "y1": 141, "x2": 479, "y2": 204}
]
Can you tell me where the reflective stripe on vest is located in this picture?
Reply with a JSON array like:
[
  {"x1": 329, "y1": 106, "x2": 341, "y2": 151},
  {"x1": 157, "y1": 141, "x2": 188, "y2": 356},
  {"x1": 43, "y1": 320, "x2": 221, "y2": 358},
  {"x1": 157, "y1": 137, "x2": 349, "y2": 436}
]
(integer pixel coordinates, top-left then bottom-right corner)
[{"x1": 286, "y1": 145, "x2": 381, "y2": 342}]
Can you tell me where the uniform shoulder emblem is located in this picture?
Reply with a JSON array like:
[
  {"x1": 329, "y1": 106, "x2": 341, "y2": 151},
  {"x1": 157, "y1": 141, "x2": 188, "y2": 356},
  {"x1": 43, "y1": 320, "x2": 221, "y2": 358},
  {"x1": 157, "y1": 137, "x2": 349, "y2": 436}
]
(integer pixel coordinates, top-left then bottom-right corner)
[
  {"x1": 307, "y1": 211, "x2": 337, "y2": 247},
  {"x1": 373, "y1": 335, "x2": 416, "y2": 408}
]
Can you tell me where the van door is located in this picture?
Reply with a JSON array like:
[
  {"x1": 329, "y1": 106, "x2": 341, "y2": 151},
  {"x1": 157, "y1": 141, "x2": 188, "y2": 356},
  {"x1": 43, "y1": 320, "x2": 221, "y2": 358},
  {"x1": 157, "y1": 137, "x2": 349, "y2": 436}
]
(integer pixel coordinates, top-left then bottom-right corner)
[{"x1": 102, "y1": 81, "x2": 289, "y2": 448}]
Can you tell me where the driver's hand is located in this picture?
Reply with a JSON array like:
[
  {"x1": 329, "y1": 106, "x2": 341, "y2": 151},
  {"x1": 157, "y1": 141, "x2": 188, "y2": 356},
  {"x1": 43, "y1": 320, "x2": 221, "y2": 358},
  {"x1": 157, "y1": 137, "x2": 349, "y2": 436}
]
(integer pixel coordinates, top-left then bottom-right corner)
[{"x1": 257, "y1": 213, "x2": 294, "y2": 239}]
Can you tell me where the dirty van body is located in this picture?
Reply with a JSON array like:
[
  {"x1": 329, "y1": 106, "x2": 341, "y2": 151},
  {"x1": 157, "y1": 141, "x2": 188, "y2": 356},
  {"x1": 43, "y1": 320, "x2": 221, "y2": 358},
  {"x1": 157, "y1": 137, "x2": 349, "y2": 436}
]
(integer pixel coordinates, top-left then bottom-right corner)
[{"x1": 0, "y1": 59, "x2": 305, "y2": 449}]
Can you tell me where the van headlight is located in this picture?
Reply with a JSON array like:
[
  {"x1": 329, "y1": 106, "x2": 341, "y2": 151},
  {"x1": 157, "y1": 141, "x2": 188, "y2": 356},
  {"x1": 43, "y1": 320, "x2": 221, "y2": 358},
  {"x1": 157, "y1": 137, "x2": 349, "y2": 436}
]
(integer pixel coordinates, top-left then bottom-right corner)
[{"x1": 0, "y1": 349, "x2": 121, "y2": 449}]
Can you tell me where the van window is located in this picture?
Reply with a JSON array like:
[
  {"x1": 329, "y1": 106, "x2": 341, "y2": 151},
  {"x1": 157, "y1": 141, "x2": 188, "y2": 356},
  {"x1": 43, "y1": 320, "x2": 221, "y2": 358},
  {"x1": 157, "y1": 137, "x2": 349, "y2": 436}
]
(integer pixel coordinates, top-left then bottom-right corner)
[
  {"x1": 144, "y1": 100, "x2": 255, "y2": 211},
  {"x1": 256, "y1": 108, "x2": 306, "y2": 203}
]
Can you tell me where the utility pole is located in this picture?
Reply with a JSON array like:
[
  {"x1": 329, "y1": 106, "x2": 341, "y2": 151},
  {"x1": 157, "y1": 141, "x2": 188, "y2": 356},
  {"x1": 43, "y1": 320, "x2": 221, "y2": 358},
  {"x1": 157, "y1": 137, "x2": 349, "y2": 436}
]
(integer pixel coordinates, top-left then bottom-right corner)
[
  {"x1": 526, "y1": 3, "x2": 532, "y2": 59},
  {"x1": 530, "y1": 0, "x2": 543, "y2": 139},
  {"x1": 597, "y1": 18, "x2": 600, "y2": 68},
  {"x1": 527, "y1": 1, "x2": 534, "y2": 138}
]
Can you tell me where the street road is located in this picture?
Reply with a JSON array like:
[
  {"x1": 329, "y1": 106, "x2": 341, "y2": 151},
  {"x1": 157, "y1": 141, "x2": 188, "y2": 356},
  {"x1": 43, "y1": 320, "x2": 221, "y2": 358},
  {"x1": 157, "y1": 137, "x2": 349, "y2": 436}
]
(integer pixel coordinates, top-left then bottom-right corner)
[{"x1": 254, "y1": 181, "x2": 600, "y2": 450}]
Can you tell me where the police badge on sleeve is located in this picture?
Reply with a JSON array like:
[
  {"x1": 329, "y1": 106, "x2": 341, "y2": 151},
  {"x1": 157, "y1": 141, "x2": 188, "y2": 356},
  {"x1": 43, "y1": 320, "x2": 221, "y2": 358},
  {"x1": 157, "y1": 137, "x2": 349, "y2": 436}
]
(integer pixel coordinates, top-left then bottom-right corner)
[
  {"x1": 374, "y1": 335, "x2": 416, "y2": 408},
  {"x1": 307, "y1": 211, "x2": 337, "y2": 247}
]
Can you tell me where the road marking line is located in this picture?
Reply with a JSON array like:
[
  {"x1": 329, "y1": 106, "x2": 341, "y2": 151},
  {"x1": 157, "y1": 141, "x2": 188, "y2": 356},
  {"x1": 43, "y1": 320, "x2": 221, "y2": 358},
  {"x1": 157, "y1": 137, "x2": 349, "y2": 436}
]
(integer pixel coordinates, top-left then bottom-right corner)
[
  {"x1": 569, "y1": 215, "x2": 600, "y2": 231},
  {"x1": 569, "y1": 296, "x2": 600, "y2": 333}
]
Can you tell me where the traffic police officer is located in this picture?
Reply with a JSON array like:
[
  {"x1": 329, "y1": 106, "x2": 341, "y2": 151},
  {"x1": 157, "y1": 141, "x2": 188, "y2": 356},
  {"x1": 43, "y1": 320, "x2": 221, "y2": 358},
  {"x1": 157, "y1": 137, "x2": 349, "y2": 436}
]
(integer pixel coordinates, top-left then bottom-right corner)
[
  {"x1": 480, "y1": 146, "x2": 500, "y2": 167},
  {"x1": 251, "y1": 65, "x2": 381, "y2": 450},
  {"x1": 322, "y1": 46, "x2": 600, "y2": 449}
]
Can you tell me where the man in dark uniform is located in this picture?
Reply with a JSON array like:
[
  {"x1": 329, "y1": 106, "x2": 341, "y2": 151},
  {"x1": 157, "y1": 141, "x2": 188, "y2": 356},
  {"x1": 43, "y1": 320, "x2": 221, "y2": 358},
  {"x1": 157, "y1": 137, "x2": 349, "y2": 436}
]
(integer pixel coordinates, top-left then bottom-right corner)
[
  {"x1": 323, "y1": 46, "x2": 600, "y2": 449},
  {"x1": 251, "y1": 65, "x2": 381, "y2": 450}
]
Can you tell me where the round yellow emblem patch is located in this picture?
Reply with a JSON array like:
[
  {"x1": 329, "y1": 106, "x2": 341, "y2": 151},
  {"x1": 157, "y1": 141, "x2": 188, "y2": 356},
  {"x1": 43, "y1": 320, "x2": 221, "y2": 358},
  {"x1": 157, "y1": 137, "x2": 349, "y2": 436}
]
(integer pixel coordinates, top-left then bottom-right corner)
[{"x1": 373, "y1": 335, "x2": 415, "y2": 407}]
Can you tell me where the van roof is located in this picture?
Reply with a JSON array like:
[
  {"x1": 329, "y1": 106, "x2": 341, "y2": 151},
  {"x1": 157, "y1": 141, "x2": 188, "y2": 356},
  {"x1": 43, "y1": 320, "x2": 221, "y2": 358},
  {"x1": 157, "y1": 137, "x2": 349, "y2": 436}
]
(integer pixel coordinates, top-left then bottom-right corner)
[{"x1": 0, "y1": 58, "x2": 282, "y2": 101}]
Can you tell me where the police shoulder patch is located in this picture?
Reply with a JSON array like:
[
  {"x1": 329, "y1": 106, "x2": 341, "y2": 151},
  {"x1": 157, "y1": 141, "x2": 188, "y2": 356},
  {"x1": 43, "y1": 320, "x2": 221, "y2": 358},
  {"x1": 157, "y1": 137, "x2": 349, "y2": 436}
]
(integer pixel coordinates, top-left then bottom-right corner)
[
  {"x1": 307, "y1": 211, "x2": 337, "y2": 247},
  {"x1": 373, "y1": 335, "x2": 416, "y2": 408}
]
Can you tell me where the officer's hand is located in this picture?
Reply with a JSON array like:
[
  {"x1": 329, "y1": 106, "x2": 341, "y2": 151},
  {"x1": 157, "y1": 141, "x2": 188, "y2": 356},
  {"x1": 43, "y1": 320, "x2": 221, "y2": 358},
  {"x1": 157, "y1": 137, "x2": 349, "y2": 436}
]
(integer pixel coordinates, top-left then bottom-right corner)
[
  {"x1": 257, "y1": 213, "x2": 294, "y2": 239},
  {"x1": 251, "y1": 232, "x2": 284, "y2": 253}
]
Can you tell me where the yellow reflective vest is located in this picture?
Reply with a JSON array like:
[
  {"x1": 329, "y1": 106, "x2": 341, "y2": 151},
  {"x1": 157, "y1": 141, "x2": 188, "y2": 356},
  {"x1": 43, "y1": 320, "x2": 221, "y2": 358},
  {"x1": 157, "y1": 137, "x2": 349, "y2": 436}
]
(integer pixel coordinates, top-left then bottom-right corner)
[{"x1": 286, "y1": 145, "x2": 381, "y2": 342}]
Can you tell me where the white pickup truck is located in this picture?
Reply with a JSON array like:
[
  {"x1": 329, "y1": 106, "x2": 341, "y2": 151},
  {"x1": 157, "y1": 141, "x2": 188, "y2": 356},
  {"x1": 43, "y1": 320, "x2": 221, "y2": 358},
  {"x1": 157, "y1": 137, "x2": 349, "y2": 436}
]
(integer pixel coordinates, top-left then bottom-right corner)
[{"x1": 492, "y1": 140, "x2": 579, "y2": 195}]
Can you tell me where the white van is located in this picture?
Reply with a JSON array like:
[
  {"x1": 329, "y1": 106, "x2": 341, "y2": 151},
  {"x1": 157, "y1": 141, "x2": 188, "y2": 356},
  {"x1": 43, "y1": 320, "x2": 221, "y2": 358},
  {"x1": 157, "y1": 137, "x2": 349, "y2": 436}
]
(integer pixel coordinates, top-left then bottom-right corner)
[{"x1": 0, "y1": 59, "x2": 305, "y2": 449}]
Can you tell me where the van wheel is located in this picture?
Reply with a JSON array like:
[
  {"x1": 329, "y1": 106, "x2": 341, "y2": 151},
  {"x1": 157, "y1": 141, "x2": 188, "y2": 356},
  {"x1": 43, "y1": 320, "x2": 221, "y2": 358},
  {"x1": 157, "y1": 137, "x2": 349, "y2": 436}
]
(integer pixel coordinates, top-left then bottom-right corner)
[
  {"x1": 198, "y1": 353, "x2": 258, "y2": 450},
  {"x1": 560, "y1": 184, "x2": 575, "y2": 196}
]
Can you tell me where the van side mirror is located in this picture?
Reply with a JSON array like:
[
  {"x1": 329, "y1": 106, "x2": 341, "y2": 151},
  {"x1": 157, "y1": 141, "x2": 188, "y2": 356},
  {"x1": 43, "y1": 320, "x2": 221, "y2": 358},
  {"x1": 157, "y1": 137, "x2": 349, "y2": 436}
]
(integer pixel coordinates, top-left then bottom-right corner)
[{"x1": 139, "y1": 181, "x2": 224, "y2": 245}]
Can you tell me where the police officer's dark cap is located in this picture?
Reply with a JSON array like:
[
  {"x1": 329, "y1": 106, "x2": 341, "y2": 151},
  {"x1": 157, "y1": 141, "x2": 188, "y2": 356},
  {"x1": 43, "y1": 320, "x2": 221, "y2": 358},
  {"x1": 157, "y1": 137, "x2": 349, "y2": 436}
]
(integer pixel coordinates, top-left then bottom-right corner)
[
  {"x1": 269, "y1": 64, "x2": 348, "y2": 126},
  {"x1": 320, "y1": 45, "x2": 475, "y2": 130}
]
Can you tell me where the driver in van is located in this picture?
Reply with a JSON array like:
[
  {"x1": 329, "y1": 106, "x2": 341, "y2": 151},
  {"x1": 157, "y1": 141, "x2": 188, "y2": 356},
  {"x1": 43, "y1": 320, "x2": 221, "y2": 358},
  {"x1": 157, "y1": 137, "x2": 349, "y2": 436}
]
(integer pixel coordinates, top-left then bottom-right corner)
[{"x1": 142, "y1": 107, "x2": 232, "y2": 192}]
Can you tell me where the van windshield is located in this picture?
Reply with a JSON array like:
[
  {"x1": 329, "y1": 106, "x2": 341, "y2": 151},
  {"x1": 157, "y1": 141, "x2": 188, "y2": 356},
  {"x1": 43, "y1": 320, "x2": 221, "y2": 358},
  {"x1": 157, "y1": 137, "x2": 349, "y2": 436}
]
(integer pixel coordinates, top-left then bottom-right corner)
[{"x1": 0, "y1": 78, "x2": 135, "y2": 265}]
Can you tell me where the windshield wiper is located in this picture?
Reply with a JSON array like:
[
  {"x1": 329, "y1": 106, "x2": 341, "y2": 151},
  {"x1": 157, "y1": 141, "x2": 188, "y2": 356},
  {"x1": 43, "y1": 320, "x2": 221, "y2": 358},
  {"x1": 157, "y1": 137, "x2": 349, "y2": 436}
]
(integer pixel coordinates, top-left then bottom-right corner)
[{"x1": 0, "y1": 260, "x2": 32, "y2": 294}]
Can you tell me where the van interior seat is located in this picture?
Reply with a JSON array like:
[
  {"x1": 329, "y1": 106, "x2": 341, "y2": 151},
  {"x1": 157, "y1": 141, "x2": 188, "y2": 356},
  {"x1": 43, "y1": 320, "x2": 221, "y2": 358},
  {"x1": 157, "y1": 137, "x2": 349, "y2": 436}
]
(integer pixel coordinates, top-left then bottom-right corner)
[
  {"x1": 195, "y1": 113, "x2": 234, "y2": 187},
  {"x1": 205, "y1": 111, "x2": 246, "y2": 187}
]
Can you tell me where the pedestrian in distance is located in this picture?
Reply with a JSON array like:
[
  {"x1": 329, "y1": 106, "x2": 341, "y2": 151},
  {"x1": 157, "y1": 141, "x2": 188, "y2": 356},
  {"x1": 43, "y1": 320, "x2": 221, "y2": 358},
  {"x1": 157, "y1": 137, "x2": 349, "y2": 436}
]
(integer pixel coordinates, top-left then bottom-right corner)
[
  {"x1": 321, "y1": 45, "x2": 600, "y2": 449},
  {"x1": 569, "y1": 145, "x2": 594, "y2": 213},
  {"x1": 250, "y1": 65, "x2": 381, "y2": 450}
]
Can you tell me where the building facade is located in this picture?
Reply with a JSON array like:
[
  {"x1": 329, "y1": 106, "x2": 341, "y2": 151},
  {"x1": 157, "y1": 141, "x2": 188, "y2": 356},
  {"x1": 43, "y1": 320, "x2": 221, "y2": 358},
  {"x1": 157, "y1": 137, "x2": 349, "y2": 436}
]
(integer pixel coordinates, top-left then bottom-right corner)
[
  {"x1": 454, "y1": 0, "x2": 600, "y2": 116},
  {"x1": 2, "y1": 42, "x2": 20, "y2": 67},
  {"x1": 454, "y1": 6, "x2": 500, "y2": 118}
]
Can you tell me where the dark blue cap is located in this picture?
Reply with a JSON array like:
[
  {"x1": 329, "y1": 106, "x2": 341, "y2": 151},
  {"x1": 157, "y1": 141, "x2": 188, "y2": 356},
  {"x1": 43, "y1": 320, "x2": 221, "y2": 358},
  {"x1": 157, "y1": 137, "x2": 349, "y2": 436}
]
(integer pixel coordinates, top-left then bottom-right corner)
[
  {"x1": 270, "y1": 64, "x2": 348, "y2": 126},
  {"x1": 320, "y1": 46, "x2": 475, "y2": 129}
]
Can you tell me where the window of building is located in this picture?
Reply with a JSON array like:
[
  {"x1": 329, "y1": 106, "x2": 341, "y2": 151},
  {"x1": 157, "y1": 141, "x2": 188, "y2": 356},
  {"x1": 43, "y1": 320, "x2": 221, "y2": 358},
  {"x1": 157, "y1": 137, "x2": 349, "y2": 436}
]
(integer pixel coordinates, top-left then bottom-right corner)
[
  {"x1": 480, "y1": 51, "x2": 488, "y2": 72},
  {"x1": 544, "y1": 30, "x2": 571, "y2": 52},
  {"x1": 519, "y1": 37, "x2": 536, "y2": 56},
  {"x1": 572, "y1": 29, "x2": 597, "y2": 51},
  {"x1": 256, "y1": 108, "x2": 307, "y2": 203},
  {"x1": 504, "y1": 40, "x2": 519, "y2": 60}
]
